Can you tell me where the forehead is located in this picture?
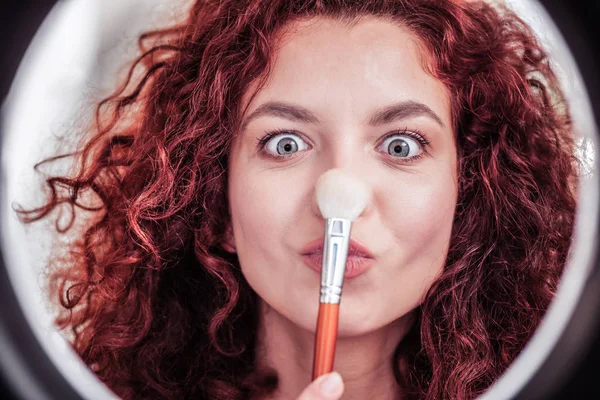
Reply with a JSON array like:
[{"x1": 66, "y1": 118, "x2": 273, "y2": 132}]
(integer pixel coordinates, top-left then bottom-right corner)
[{"x1": 242, "y1": 16, "x2": 451, "y2": 127}]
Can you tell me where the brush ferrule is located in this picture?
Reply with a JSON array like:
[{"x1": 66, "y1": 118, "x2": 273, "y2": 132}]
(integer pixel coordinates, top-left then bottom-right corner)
[{"x1": 320, "y1": 218, "x2": 352, "y2": 304}]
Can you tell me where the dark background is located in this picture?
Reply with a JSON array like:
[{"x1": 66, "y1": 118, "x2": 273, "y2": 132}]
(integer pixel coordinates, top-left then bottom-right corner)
[{"x1": 1, "y1": 1, "x2": 599, "y2": 399}]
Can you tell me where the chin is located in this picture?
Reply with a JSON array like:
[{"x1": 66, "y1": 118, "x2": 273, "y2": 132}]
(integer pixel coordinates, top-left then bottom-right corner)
[
  {"x1": 286, "y1": 307, "x2": 380, "y2": 337},
  {"x1": 336, "y1": 321, "x2": 380, "y2": 337}
]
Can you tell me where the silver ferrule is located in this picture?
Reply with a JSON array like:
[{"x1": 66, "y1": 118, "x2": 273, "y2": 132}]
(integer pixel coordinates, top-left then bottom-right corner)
[{"x1": 320, "y1": 218, "x2": 352, "y2": 304}]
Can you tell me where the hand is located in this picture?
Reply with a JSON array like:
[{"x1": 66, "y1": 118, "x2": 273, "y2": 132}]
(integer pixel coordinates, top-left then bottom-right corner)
[{"x1": 296, "y1": 372, "x2": 344, "y2": 399}]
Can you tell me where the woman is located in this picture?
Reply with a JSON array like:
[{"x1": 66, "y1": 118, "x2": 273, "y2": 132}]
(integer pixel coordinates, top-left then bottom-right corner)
[{"x1": 18, "y1": 0, "x2": 578, "y2": 399}]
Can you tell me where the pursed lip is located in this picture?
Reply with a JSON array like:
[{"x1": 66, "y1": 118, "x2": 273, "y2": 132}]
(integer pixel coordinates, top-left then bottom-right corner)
[
  {"x1": 300, "y1": 237, "x2": 375, "y2": 259},
  {"x1": 300, "y1": 237, "x2": 375, "y2": 279}
]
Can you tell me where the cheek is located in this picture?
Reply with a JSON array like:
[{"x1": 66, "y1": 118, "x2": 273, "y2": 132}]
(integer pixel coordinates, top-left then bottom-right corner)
[
  {"x1": 365, "y1": 173, "x2": 456, "y2": 321},
  {"x1": 228, "y1": 167, "x2": 306, "y2": 265},
  {"x1": 228, "y1": 165, "x2": 320, "y2": 331},
  {"x1": 382, "y1": 171, "x2": 457, "y2": 255}
]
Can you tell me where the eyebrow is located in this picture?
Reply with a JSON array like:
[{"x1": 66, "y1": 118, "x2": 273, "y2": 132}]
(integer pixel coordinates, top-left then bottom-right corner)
[
  {"x1": 369, "y1": 101, "x2": 445, "y2": 128},
  {"x1": 240, "y1": 100, "x2": 445, "y2": 131}
]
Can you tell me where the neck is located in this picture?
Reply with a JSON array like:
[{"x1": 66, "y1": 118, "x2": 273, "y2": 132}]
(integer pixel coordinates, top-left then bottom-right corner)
[{"x1": 255, "y1": 299, "x2": 413, "y2": 400}]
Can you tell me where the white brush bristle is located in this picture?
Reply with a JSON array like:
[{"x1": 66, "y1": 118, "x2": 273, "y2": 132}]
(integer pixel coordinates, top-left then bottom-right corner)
[{"x1": 315, "y1": 169, "x2": 371, "y2": 220}]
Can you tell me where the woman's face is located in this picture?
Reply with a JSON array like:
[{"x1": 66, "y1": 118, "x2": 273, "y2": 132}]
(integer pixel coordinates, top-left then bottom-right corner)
[{"x1": 228, "y1": 17, "x2": 458, "y2": 336}]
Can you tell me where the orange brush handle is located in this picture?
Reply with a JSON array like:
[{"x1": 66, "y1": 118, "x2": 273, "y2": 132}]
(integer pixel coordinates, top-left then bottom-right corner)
[{"x1": 312, "y1": 302, "x2": 340, "y2": 380}]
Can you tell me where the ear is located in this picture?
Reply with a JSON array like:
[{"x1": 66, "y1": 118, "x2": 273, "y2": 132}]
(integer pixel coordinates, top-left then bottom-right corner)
[{"x1": 222, "y1": 223, "x2": 237, "y2": 253}]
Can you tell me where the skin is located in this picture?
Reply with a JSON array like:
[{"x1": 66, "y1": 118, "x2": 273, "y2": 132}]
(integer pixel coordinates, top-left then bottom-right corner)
[{"x1": 227, "y1": 16, "x2": 458, "y2": 400}]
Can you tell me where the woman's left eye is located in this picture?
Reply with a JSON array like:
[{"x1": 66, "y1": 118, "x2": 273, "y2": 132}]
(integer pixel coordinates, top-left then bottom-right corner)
[{"x1": 377, "y1": 134, "x2": 423, "y2": 159}]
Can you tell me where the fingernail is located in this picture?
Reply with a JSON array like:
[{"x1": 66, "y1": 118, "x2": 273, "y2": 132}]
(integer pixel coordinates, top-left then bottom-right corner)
[{"x1": 319, "y1": 372, "x2": 342, "y2": 395}]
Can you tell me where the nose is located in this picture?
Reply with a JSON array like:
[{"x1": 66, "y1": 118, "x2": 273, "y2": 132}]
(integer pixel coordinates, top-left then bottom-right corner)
[
  {"x1": 310, "y1": 188, "x2": 324, "y2": 218},
  {"x1": 309, "y1": 168, "x2": 374, "y2": 221}
]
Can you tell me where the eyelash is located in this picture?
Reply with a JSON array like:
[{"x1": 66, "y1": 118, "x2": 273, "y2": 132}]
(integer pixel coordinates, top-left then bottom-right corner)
[
  {"x1": 256, "y1": 128, "x2": 303, "y2": 148},
  {"x1": 256, "y1": 128, "x2": 308, "y2": 161},
  {"x1": 380, "y1": 128, "x2": 430, "y2": 163},
  {"x1": 256, "y1": 127, "x2": 430, "y2": 163}
]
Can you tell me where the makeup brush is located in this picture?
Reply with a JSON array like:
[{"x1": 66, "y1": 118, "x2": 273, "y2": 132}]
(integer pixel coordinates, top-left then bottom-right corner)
[{"x1": 312, "y1": 168, "x2": 371, "y2": 380}]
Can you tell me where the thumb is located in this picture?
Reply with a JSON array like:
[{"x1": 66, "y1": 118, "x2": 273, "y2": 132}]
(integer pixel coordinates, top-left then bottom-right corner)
[{"x1": 296, "y1": 372, "x2": 344, "y2": 400}]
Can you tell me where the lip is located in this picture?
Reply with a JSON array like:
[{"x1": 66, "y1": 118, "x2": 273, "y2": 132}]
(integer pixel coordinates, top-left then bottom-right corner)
[
  {"x1": 300, "y1": 238, "x2": 375, "y2": 259},
  {"x1": 300, "y1": 237, "x2": 375, "y2": 279}
]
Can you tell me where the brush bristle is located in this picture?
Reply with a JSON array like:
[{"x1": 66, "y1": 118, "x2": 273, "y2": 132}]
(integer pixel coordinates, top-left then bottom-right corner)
[{"x1": 315, "y1": 169, "x2": 371, "y2": 220}]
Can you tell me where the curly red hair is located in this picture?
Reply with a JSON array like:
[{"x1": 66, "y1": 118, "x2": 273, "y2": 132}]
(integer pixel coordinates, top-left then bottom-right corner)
[{"x1": 17, "y1": 0, "x2": 578, "y2": 399}]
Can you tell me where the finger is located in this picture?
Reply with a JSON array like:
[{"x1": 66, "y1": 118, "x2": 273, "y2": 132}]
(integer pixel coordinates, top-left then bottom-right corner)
[{"x1": 296, "y1": 372, "x2": 344, "y2": 400}]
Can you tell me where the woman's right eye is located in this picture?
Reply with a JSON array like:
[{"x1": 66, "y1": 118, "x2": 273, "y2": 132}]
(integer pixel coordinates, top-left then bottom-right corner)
[{"x1": 262, "y1": 132, "x2": 310, "y2": 157}]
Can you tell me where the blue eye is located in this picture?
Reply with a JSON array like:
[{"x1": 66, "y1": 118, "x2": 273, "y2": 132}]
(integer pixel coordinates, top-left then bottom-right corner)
[
  {"x1": 378, "y1": 135, "x2": 422, "y2": 158},
  {"x1": 264, "y1": 133, "x2": 309, "y2": 156}
]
